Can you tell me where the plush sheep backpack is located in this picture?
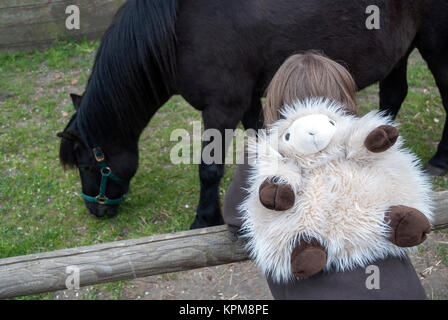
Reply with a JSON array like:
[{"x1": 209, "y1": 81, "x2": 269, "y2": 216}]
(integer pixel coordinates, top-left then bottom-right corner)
[{"x1": 240, "y1": 98, "x2": 433, "y2": 283}]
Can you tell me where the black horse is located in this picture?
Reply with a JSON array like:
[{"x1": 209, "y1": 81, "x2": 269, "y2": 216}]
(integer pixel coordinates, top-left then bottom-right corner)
[{"x1": 58, "y1": 0, "x2": 448, "y2": 228}]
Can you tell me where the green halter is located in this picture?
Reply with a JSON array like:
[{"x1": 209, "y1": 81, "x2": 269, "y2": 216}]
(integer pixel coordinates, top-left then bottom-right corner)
[{"x1": 81, "y1": 147, "x2": 126, "y2": 205}]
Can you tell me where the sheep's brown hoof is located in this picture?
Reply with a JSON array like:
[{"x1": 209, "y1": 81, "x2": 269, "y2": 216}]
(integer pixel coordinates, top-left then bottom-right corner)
[
  {"x1": 364, "y1": 125, "x2": 399, "y2": 153},
  {"x1": 290, "y1": 239, "x2": 327, "y2": 278},
  {"x1": 385, "y1": 205, "x2": 431, "y2": 247},
  {"x1": 259, "y1": 179, "x2": 295, "y2": 211}
]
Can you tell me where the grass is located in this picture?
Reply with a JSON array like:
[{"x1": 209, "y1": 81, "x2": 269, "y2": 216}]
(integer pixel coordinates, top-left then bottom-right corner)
[
  {"x1": 436, "y1": 243, "x2": 448, "y2": 267},
  {"x1": 0, "y1": 38, "x2": 447, "y2": 299}
]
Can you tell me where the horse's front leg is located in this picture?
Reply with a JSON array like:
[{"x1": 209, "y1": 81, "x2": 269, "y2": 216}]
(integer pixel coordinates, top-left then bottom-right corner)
[
  {"x1": 190, "y1": 104, "x2": 246, "y2": 229},
  {"x1": 190, "y1": 162, "x2": 225, "y2": 229}
]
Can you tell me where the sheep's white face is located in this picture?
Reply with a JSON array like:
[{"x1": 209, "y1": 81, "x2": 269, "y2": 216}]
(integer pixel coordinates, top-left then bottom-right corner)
[{"x1": 281, "y1": 114, "x2": 337, "y2": 155}]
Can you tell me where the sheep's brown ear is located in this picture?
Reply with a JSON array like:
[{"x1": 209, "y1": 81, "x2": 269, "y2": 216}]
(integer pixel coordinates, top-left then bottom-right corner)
[
  {"x1": 70, "y1": 93, "x2": 82, "y2": 111},
  {"x1": 364, "y1": 125, "x2": 399, "y2": 153}
]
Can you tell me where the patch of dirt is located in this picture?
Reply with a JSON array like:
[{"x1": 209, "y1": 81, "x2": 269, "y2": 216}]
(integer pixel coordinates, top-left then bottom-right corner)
[
  {"x1": 0, "y1": 92, "x2": 14, "y2": 102},
  {"x1": 53, "y1": 260, "x2": 273, "y2": 300},
  {"x1": 124, "y1": 261, "x2": 273, "y2": 300},
  {"x1": 409, "y1": 231, "x2": 448, "y2": 300},
  {"x1": 33, "y1": 66, "x2": 85, "y2": 111}
]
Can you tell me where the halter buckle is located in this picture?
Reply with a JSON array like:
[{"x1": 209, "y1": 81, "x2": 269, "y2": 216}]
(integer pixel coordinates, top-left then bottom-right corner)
[
  {"x1": 93, "y1": 147, "x2": 105, "y2": 162},
  {"x1": 101, "y1": 167, "x2": 112, "y2": 177},
  {"x1": 96, "y1": 195, "x2": 108, "y2": 205}
]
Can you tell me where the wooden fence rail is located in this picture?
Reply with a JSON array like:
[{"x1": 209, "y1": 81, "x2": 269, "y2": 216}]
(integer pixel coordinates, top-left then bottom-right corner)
[{"x1": 0, "y1": 191, "x2": 447, "y2": 299}]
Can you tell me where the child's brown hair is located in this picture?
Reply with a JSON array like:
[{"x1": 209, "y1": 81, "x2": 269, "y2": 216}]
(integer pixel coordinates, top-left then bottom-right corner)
[{"x1": 264, "y1": 52, "x2": 358, "y2": 125}]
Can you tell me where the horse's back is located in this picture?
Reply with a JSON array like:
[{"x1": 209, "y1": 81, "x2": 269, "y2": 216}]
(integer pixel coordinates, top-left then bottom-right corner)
[{"x1": 175, "y1": 0, "x2": 423, "y2": 103}]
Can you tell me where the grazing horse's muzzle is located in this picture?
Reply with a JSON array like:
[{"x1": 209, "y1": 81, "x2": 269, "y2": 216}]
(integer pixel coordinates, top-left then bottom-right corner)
[
  {"x1": 85, "y1": 201, "x2": 120, "y2": 218},
  {"x1": 81, "y1": 147, "x2": 127, "y2": 218}
]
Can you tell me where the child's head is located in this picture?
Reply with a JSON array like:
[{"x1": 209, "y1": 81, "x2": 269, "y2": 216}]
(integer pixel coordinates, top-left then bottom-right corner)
[{"x1": 264, "y1": 52, "x2": 358, "y2": 125}]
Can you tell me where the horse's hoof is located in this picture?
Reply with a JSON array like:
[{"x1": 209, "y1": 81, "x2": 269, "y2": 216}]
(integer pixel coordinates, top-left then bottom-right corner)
[
  {"x1": 385, "y1": 205, "x2": 431, "y2": 247},
  {"x1": 189, "y1": 219, "x2": 202, "y2": 230},
  {"x1": 259, "y1": 179, "x2": 295, "y2": 211},
  {"x1": 290, "y1": 239, "x2": 327, "y2": 278},
  {"x1": 423, "y1": 163, "x2": 447, "y2": 177},
  {"x1": 189, "y1": 214, "x2": 224, "y2": 229},
  {"x1": 364, "y1": 125, "x2": 399, "y2": 153}
]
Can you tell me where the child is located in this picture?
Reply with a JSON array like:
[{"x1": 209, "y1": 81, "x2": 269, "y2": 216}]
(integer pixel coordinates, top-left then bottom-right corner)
[{"x1": 223, "y1": 52, "x2": 426, "y2": 299}]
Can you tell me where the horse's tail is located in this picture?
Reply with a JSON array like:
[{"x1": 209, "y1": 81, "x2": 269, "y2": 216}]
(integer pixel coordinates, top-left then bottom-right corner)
[{"x1": 79, "y1": 0, "x2": 178, "y2": 143}]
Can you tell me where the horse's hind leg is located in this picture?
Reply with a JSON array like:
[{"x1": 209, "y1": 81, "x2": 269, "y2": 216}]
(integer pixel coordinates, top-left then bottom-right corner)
[
  {"x1": 418, "y1": 50, "x2": 448, "y2": 176},
  {"x1": 242, "y1": 95, "x2": 264, "y2": 131},
  {"x1": 379, "y1": 50, "x2": 412, "y2": 119}
]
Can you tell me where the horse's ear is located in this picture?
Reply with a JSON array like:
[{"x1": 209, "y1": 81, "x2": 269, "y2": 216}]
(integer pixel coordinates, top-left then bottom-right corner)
[
  {"x1": 57, "y1": 131, "x2": 66, "y2": 139},
  {"x1": 70, "y1": 93, "x2": 83, "y2": 111},
  {"x1": 56, "y1": 130, "x2": 81, "y2": 141}
]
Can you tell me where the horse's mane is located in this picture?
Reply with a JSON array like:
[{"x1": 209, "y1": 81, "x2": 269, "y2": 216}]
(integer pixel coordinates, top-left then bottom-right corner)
[{"x1": 77, "y1": 0, "x2": 178, "y2": 147}]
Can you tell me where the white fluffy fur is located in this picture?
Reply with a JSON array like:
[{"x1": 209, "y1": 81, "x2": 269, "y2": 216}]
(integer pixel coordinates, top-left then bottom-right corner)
[{"x1": 240, "y1": 98, "x2": 433, "y2": 283}]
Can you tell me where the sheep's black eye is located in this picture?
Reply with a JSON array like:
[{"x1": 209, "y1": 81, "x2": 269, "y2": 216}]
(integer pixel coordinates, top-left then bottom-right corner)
[
  {"x1": 285, "y1": 133, "x2": 290, "y2": 141},
  {"x1": 329, "y1": 119, "x2": 335, "y2": 126}
]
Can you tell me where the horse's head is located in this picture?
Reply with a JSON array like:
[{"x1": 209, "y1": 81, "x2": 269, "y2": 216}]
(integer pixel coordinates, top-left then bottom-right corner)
[{"x1": 57, "y1": 94, "x2": 138, "y2": 218}]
